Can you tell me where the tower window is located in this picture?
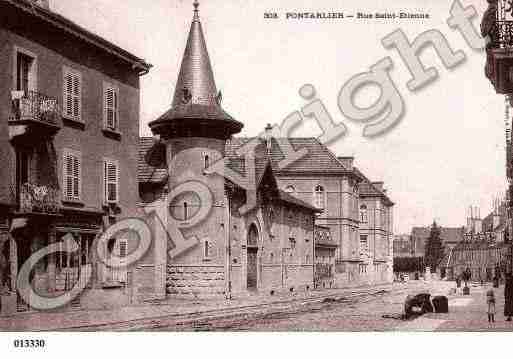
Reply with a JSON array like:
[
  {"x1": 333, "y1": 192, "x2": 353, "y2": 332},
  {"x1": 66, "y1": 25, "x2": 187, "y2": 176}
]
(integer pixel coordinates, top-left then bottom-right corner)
[
  {"x1": 183, "y1": 202, "x2": 188, "y2": 221},
  {"x1": 204, "y1": 240, "x2": 210, "y2": 259},
  {"x1": 204, "y1": 154, "x2": 210, "y2": 170}
]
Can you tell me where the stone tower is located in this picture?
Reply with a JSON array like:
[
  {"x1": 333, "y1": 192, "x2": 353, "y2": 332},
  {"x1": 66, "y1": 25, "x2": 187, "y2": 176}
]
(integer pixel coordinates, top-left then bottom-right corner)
[{"x1": 149, "y1": 1, "x2": 243, "y2": 296}]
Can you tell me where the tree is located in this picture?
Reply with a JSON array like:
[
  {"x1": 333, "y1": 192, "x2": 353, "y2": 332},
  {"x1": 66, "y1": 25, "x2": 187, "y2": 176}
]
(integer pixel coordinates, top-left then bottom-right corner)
[{"x1": 424, "y1": 221, "x2": 444, "y2": 272}]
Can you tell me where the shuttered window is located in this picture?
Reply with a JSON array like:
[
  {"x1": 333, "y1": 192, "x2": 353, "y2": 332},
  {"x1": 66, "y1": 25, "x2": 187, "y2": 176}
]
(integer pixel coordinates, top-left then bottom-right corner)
[
  {"x1": 63, "y1": 149, "x2": 81, "y2": 202},
  {"x1": 103, "y1": 158, "x2": 119, "y2": 204},
  {"x1": 63, "y1": 67, "x2": 82, "y2": 122},
  {"x1": 103, "y1": 84, "x2": 119, "y2": 131}
]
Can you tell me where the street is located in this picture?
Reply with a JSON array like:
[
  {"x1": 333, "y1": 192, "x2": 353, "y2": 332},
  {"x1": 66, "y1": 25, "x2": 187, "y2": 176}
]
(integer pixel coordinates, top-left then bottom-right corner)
[
  {"x1": 178, "y1": 283, "x2": 513, "y2": 332},
  {"x1": 79, "y1": 280, "x2": 513, "y2": 331},
  {"x1": 2, "y1": 280, "x2": 512, "y2": 331}
]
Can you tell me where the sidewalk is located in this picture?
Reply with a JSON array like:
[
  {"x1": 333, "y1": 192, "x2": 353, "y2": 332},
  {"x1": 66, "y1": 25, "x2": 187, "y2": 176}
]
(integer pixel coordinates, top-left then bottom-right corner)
[
  {"x1": 0, "y1": 283, "x2": 395, "y2": 331},
  {"x1": 396, "y1": 282, "x2": 513, "y2": 331}
]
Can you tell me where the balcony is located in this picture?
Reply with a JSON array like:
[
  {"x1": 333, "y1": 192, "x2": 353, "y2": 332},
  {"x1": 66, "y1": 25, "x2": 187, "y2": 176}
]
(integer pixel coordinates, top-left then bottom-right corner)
[
  {"x1": 8, "y1": 91, "x2": 61, "y2": 139},
  {"x1": 17, "y1": 183, "x2": 60, "y2": 215},
  {"x1": 314, "y1": 225, "x2": 337, "y2": 248}
]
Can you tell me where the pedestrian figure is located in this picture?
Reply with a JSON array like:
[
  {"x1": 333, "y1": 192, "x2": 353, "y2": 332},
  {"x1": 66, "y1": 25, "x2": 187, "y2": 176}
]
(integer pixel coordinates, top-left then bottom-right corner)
[
  {"x1": 487, "y1": 288, "x2": 496, "y2": 323},
  {"x1": 504, "y1": 272, "x2": 513, "y2": 321}
]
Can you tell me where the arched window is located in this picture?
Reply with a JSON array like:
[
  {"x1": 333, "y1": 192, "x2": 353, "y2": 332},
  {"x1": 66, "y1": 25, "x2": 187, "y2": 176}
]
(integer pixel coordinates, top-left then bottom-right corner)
[
  {"x1": 285, "y1": 185, "x2": 295, "y2": 194},
  {"x1": 314, "y1": 185, "x2": 325, "y2": 209},
  {"x1": 204, "y1": 154, "x2": 210, "y2": 170},
  {"x1": 248, "y1": 223, "x2": 258, "y2": 247},
  {"x1": 360, "y1": 204, "x2": 368, "y2": 223}
]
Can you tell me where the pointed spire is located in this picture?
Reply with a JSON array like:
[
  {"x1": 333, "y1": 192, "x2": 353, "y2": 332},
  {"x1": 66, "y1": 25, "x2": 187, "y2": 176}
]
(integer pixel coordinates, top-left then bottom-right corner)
[
  {"x1": 171, "y1": 0, "x2": 218, "y2": 108},
  {"x1": 150, "y1": 1, "x2": 243, "y2": 139}
]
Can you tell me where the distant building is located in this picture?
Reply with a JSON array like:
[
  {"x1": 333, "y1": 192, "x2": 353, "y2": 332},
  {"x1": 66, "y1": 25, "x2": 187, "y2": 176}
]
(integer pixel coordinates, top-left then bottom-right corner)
[
  {"x1": 439, "y1": 203, "x2": 512, "y2": 281},
  {"x1": 393, "y1": 234, "x2": 414, "y2": 258}
]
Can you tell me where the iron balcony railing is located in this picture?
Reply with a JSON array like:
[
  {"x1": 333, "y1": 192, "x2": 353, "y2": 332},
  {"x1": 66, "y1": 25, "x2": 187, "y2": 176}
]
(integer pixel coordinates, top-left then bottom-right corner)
[
  {"x1": 19, "y1": 182, "x2": 60, "y2": 214},
  {"x1": 9, "y1": 90, "x2": 60, "y2": 127}
]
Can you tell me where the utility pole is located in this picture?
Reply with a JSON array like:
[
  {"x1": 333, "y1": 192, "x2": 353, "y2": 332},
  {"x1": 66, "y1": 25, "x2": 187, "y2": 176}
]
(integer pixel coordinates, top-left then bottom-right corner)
[{"x1": 224, "y1": 185, "x2": 232, "y2": 300}]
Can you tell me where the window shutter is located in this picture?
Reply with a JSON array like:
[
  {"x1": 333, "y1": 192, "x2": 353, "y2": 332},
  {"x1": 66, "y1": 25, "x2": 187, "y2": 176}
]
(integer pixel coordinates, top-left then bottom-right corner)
[
  {"x1": 63, "y1": 150, "x2": 81, "y2": 202},
  {"x1": 104, "y1": 159, "x2": 119, "y2": 203},
  {"x1": 63, "y1": 153, "x2": 72, "y2": 200},
  {"x1": 104, "y1": 85, "x2": 118, "y2": 131},
  {"x1": 64, "y1": 73, "x2": 73, "y2": 117},
  {"x1": 103, "y1": 161, "x2": 108, "y2": 204},
  {"x1": 63, "y1": 68, "x2": 81, "y2": 121},
  {"x1": 74, "y1": 154, "x2": 81, "y2": 200},
  {"x1": 72, "y1": 74, "x2": 81, "y2": 119}
]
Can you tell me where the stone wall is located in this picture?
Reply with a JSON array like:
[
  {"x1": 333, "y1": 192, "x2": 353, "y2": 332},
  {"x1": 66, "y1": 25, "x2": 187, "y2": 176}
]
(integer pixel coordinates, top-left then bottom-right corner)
[{"x1": 167, "y1": 265, "x2": 225, "y2": 297}]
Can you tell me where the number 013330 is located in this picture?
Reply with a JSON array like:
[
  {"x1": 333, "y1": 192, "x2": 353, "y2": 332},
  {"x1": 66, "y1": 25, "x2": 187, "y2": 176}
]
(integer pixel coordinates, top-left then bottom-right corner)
[{"x1": 13, "y1": 339, "x2": 45, "y2": 348}]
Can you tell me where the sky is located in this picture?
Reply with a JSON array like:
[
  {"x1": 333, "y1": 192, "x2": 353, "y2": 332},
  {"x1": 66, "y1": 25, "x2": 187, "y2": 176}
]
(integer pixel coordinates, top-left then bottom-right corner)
[{"x1": 49, "y1": 0, "x2": 506, "y2": 234}]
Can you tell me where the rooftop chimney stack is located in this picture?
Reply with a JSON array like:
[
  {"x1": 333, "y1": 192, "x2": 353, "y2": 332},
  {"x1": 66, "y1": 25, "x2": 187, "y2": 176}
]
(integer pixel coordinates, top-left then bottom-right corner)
[{"x1": 264, "y1": 123, "x2": 273, "y2": 153}]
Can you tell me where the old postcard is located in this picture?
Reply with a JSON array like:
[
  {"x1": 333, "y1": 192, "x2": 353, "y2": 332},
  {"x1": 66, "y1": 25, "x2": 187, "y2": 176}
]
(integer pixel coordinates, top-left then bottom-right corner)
[{"x1": 0, "y1": 0, "x2": 512, "y2": 356}]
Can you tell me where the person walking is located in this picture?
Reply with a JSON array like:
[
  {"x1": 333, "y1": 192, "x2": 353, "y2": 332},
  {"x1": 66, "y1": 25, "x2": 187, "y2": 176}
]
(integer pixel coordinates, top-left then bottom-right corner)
[
  {"x1": 487, "y1": 288, "x2": 496, "y2": 323},
  {"x1": 504, "y1": 272, "x2": 513, "y2": 321}
]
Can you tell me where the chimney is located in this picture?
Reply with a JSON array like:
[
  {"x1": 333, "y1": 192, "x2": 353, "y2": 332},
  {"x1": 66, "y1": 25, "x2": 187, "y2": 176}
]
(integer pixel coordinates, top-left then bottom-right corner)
[
  {"x1": 338, "y1": 156, "x2": 354, "y2": 170},
  {"x1": 32, "y1": 0, "x2": 50, "y2": 9},
  {"x1": 372, "y1": 181, "x2": 384, "y2": 192},
  {"x1": 264, "y1": 123, "x2": 273, "y2": 154}
]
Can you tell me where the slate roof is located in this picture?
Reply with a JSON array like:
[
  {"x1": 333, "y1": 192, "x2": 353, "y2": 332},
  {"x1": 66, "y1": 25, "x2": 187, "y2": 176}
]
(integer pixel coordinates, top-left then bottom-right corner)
[
  {"x1": 277, "y1": 189, "x2": 321, "y2": 213},
  {"x1": 225, "y1": 137, "x2": 349, "y2": 174},
  {"x1": 138, "y1": 137, "x2": 167, "y2": 183},
  {"x1": 353, "y1": 167, "x2": 394, "y2": 206},
  {"x1": 139, "y1": 136, "x2": 350, "y2": 185}
]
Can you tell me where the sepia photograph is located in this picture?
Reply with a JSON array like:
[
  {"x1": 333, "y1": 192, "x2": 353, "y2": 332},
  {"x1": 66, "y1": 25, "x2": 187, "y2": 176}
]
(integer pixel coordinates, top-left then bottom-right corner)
[{"x1": 0, "y1": 0, "x2": 512, "y2": 356}]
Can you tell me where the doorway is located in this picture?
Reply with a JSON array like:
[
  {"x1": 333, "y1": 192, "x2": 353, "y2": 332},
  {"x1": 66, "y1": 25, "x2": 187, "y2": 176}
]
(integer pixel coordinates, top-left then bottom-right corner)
[{"x1": 247, "y1": 224, "x2": 259, "y2": 290}]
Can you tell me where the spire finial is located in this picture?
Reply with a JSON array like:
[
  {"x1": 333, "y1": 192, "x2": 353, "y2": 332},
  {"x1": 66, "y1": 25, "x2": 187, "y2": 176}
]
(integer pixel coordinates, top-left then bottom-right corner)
[{"x1": 193, "y1": 0, "x2": 200, "y2": 20}]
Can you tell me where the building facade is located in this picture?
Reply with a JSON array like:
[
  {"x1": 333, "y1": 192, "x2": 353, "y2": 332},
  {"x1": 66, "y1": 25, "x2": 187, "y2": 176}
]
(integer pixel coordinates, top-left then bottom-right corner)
[
  {"x1": 314, "y1": 225, "x2": 337, "y2": 289},
  {"x1": 139, "y1": 3, "x2": 321, "y2": 297},
  {"x1": 0, "y1": 0, "x2": 151, "y2": 314},
  {"x1": 440, "y1": 204, "x2": 512, "y2": 281},
  {"x1": 139, "y1": 3, "x2": 395, "y2": 296},
  {"x1": 355, "y1": 171, "x2": 394, "y2": 285}
]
